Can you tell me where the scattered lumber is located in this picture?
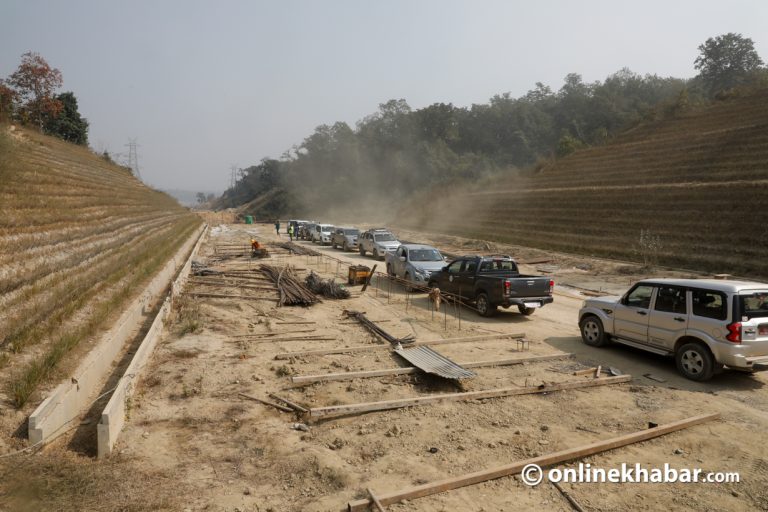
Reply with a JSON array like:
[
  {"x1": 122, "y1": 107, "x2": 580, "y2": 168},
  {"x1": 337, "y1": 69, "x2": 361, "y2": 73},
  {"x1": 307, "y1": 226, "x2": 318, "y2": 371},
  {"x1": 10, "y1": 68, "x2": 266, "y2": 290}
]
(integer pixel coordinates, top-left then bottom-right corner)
[
  {"x1": 246, "y1": 336, "x2": 336, "y2": 344},
  {"x1": 311, "y1": 375, "x2": 632, "y2": 419},
  {"x1": 189, "y1": 280, "x2": 277, "y2": 291},
  {"x1": 346, "y1": 413, "x2": 720, "y2": 511},
  {"x1": 238, "y1": 393, "x2": 292, "y2": 412},
  {"x1": 552, "y1": 481, "x2": 586, "y2": 512},
  {"x1": 232, "y1": 329, "x2": 316, "y2": 337},
  {"x1": 367, "y1": 488, "x2": 386, "y2": 512},
  {"x1": 291, "y1": 353, "x2": 574, "y2": 385},
  {"x1": 184, "y1": 292, "x2": 275, "y2": 300},
  {"x1": 274, "y1": 332, "x2": 525, "y2": 360},
  {"x1": 269, "y1": 393, "x2": 309, "y2": 414}
]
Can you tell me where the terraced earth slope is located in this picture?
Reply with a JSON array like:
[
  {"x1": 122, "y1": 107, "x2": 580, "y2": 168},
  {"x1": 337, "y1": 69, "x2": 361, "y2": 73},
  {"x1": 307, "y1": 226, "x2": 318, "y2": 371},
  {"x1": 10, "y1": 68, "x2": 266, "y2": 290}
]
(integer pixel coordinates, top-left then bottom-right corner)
[
  {"x1": 0, "y1": 125, "x2": 201, "y2": 415},
  {"x1": 400, "y1": 88, "x2": 768, "y2": 278}
]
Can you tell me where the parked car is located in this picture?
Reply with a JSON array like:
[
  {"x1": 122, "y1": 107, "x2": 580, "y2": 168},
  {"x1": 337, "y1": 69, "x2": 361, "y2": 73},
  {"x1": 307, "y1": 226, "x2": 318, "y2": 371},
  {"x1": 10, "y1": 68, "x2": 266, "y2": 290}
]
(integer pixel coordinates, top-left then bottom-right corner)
[
  {"x1": 578, "y1": 278, "x2": 768, "y2": 381},
  {"x1": 429, "y1": 255, "x2": 554, "y2": 317},
  {"x1": 311, "y1": 223, "x2": 334, "y2": 244},
  {"x1": 331, "y1": 227, "x2": 360, "y2": 251},
  {"x1": 359, "y1": 229, "x2": 400, "y2": 260},
  {"x1": 300, "y1": 222, "x2": 317, "y2": 241},
  {"x1": 385, "y1": 244, "x2": 445, "y2": 290}
]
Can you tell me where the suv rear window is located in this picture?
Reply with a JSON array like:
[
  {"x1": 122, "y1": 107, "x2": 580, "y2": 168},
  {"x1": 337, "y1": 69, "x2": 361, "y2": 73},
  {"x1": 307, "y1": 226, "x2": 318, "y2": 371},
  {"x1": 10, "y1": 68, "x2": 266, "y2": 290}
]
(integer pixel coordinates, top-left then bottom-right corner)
[
  {"x1": 739, "y1": 291, "x2": 768, "y2": 320},
  {"x1": 692, "y1": 289, "x2": 727, "y2": 320}
]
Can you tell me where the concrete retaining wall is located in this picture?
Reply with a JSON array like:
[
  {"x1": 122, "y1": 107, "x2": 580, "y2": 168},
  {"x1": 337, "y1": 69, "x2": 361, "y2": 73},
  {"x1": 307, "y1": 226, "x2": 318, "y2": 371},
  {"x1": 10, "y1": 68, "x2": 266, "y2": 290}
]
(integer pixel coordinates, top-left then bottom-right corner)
[
  {"x1": 28, "y1": 224, "x2": 207, "y2": 448},
  {"x1": 97, "y1": 224, "x2": 208, "y2": 458}
]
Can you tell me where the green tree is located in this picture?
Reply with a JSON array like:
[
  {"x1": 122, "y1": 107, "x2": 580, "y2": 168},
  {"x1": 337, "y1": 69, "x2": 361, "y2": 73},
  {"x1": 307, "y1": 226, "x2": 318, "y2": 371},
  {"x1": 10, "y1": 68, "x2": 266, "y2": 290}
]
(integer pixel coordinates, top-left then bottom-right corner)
[
  {"x1": 694, "y1": 33, "x2": 764, "y2": 95},
  {"x1": 43, "y1": 92, "x2": 88, "y2": 145}
]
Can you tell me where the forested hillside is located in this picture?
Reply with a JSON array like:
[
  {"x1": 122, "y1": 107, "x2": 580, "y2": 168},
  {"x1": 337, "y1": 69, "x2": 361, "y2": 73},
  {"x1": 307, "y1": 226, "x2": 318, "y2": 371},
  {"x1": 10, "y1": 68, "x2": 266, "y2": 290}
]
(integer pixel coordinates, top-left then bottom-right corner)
[
  {"x1": 217, "y1": 34, "x2": 766, "y2": 219},
  {"x1": 399, "y1": 86, "x2": 768, "y2": 277},
  {"x1": 218, "y1": 70, "x2": 689, "y2": 217}
]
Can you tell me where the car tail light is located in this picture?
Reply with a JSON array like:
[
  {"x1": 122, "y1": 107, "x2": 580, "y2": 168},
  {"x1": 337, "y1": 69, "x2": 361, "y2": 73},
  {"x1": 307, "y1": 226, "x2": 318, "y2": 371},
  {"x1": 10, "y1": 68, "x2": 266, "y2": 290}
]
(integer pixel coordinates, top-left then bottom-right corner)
[
  {"x1": 726, "y1": 322, "x2": 742, "y2": 343},
  {"x1": 549, "y1": 280, "x2": 554, "y2": 294},
  {"x1": 504, "y1": 280, "x2": 511, "y2": 294}
]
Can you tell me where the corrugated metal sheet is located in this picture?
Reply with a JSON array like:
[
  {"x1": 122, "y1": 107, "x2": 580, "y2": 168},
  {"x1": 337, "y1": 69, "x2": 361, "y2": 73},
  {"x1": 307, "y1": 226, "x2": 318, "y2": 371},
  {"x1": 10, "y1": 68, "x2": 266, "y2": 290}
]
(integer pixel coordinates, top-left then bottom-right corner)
[{"x1": 394, "y1": 346, "x2": 476, "y2": 380}]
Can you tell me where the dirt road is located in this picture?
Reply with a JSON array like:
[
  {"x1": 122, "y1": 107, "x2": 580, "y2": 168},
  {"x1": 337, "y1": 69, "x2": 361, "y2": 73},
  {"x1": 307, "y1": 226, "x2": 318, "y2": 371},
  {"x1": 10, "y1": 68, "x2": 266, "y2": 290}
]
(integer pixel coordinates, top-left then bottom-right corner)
[{"x1": 107, "y1": 224, "x2": 768, "y2": 511}]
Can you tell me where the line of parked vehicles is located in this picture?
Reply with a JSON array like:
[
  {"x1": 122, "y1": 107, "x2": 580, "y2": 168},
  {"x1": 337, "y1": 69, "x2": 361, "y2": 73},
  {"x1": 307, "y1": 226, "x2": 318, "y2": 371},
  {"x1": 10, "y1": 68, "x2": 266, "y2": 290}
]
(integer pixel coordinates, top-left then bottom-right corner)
[
  {"x1": 285, "y1": 220, "x2": 768, "y2": 382},
  {"x1": 286, "y1": 220, "x2": 555, "y2": 318}
]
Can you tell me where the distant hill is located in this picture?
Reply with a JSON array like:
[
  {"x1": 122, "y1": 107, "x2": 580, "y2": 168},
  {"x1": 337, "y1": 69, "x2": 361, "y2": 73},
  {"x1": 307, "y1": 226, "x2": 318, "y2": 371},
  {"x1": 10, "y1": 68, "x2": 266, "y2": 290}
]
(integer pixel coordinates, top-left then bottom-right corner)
[
  {"x1": 397, "y1": 87, "x2": 768, "y2": 278},
  {"x1": 163, "y1": 188, "x2": 221, "y2": 207},
  {"x1": 0, "y1": 125, "x2": 201, "y2": 409}
]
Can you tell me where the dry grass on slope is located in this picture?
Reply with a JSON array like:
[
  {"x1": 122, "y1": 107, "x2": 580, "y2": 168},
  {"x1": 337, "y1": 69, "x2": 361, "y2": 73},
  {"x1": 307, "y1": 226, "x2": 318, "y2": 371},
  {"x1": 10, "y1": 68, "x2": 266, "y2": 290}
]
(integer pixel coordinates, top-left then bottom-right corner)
[{"x1": 0, "y1": 125, "x2": 201, "y2": 411}]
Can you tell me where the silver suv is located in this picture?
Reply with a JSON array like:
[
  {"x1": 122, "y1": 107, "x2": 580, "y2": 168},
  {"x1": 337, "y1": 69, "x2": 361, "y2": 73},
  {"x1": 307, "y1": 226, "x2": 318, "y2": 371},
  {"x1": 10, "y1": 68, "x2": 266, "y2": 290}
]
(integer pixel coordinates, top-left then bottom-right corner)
[
  {"x1": 331, "y1": 227, "x2": 360, "y2": 251},
  {"x1": 579, "y1": 278, "x2": 768, "y2": 381},
  {"x1": 358, "y1": 229, "x2": 400, "y2": 260}
]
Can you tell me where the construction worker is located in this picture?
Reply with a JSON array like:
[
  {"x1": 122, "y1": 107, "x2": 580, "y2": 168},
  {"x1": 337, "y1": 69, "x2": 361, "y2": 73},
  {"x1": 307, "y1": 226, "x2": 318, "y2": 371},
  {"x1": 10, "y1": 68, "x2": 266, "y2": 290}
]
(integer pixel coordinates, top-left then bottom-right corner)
[
  {"x1": 288, "y1": 223, "x2": 294, "y2": 241},
  {"x1": 274, "y1": 220, "x2": 280, "y2": 236}
]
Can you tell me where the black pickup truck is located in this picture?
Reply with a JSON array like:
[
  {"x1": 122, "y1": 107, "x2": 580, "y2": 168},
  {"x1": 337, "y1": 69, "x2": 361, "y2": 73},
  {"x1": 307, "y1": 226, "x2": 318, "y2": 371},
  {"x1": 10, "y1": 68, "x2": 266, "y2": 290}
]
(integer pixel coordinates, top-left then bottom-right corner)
[{"x1": 428, "y1": 255, "x2": 554, "y2": 317}]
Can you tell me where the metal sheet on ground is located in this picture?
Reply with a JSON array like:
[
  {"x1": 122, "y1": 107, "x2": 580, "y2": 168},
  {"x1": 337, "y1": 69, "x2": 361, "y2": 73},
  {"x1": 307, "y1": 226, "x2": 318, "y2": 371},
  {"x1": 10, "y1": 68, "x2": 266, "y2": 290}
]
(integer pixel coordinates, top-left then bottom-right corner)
[{"x1": 394, "y1": 345, "x2": 476, "y2": 380}]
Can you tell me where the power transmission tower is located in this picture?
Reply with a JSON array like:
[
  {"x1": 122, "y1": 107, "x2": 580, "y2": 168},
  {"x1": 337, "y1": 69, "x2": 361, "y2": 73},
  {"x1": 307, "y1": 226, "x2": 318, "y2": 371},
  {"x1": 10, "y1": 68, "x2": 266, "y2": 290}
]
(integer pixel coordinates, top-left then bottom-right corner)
[
  {"x1": 230, "y1": 164, "x2": 238, "y2": 189},
  {"x1": 126, "y1": 138, "x2": 142, "y2": 180}
]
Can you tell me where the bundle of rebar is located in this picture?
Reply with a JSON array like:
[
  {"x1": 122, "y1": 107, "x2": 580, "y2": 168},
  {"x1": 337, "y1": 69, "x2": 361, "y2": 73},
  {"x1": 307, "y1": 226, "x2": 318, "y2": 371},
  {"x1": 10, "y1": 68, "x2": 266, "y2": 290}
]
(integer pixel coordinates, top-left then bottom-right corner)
[
  {"x1": 259, "y1": 264, "x2": 320, "y2": 307},
  {"x1": 305, "y1": 271, "x2": 350, "y2": 299},
  {"x1": 343, "y1": 310, "x2": 414, "y2": 345},
  {"x1": 278, "y1": 242, "x2": 322, "y2": 257}
]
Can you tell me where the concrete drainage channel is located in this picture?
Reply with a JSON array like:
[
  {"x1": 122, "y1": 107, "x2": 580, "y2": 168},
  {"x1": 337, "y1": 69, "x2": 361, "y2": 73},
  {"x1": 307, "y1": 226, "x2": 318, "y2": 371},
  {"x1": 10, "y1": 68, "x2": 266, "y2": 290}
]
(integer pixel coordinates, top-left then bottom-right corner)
[{"x1": 28, "y1": 224, "x2": 209, "y2": 456}]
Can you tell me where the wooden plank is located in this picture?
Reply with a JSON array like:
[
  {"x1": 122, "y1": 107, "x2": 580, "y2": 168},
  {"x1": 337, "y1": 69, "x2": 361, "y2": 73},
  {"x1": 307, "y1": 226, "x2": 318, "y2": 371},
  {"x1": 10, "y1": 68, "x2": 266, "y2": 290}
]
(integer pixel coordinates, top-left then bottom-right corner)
[
  {"x1": 238, "y1": 393, "x2": 292, "y2": 412},
  {"x1": 232, "y1": 329, "x2": 315, "y2": 337},
  {"x1": 572, "y1": 367, "x2": 598, "y2": 376},
  {"x1": 274, "y1": 332, "x2": 526, "y2": 360},
  {"x1": 291, "y1": 354, "x2": 574, "y2": 385},
  {"x1": 312, "y1": 375, "x2": 631, "y2": 419},
  {"x1": 276, "y1": 321, "x2": 316, "y2": 325},
  {"x1": 184, "y1": 292, "x2": 276, "y2": 300},
  {"x1": 269, "y1": 393, "x2": 309, "y2": 414},
  {"x1": 247, "y1": 336, "x2": 336, "y2": 344},
  {"x1": 367, "y1": 488, "x2": 386, "y2": 512},
  {"x1": 189, "y1": 279, "x2": 276, "y2": 291},
  {"x1": 347, "y1": 413, "x2": 720, "y2": 511}
]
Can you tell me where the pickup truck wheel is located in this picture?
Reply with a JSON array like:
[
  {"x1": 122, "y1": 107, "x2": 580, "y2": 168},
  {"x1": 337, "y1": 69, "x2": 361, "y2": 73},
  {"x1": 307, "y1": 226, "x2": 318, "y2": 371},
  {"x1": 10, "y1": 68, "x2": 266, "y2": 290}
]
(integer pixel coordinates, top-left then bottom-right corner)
[
  {"x1": 359, "y1": 247, "x2": 366, "y2": 256},
  {"x1": 675, "y1": 342, "x2": 715, "y2": 381},
  {"x1": 373, "y1": 249, "x2": 380, "y2": 260},
  {"x1": 518, "y1": 306, "x2": 536, "y2": 316},
  {"x1": 476, "y1": 293, "x2": 497, "y2": 317},
  {"x1": 579, "y1": 315, "x2": 608, "y2": 347}
]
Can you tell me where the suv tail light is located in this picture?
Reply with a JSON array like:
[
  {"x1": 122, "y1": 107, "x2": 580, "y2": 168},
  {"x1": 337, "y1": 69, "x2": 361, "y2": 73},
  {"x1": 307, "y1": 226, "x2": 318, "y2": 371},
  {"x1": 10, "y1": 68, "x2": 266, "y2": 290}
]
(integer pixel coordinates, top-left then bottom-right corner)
[
  {"x1": 726, "y1": 322, "x2": 742, "y2": 343},
  {"x1": 549, "y1": 280, "x2": 555, "y2": 294}
]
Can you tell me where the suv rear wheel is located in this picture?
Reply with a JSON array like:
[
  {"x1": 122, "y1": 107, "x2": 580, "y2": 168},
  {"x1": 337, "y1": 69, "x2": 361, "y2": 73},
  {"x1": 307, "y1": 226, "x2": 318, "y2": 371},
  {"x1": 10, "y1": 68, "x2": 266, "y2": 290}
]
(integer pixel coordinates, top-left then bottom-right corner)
[
  {"x1": 580, "y1": 315, "x2": 608, "y2": 347},
  {"x1": 675, "y1": 342, "x2": 715, "y2": 381}
]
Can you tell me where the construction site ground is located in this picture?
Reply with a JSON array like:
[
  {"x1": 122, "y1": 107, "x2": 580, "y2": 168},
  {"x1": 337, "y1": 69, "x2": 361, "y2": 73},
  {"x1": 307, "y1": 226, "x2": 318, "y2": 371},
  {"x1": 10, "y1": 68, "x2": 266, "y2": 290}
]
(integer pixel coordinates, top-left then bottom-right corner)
[{"x1": 16, "y1": 223, "x2": 768, "y2": 512}]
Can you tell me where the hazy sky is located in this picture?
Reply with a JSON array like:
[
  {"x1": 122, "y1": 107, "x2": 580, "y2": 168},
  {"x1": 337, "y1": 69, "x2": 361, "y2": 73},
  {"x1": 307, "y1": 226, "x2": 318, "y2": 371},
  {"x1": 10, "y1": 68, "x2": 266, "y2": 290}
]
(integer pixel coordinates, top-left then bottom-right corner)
[{"x1": 1, "y1": 0, "x2": 766, "y2": 191}]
